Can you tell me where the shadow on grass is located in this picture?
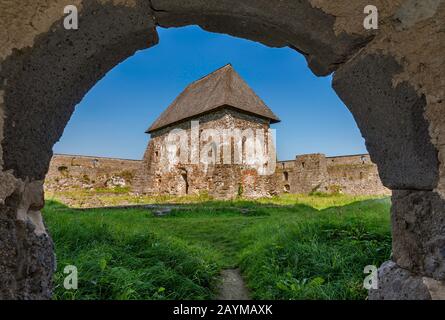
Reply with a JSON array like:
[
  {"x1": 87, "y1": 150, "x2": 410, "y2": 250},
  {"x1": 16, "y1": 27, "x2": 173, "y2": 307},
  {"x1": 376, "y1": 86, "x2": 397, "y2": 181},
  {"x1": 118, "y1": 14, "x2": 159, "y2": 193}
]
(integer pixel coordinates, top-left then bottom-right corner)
[
  {"x1": 44, "y1": 199, "x2": 318, "y2": 218},
  {"x1": 45, "y1": 195, "x2": 391, "y2": 218}
]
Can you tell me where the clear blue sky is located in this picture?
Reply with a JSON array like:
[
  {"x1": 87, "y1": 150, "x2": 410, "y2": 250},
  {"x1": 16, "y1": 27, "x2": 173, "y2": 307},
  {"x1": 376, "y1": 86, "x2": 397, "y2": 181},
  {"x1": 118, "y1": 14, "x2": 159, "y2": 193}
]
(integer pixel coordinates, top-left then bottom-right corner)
[{"x1": 54, "y1": 26, "x2": 367, "y2": 161}]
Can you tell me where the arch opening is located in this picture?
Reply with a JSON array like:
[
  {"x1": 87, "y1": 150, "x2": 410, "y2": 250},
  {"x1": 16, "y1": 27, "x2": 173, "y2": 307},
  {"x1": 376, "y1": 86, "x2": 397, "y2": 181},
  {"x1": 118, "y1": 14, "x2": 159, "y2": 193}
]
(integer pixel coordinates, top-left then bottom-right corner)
[{"x1": 0, "y1": 0, "x2": 443, "y2": 300}]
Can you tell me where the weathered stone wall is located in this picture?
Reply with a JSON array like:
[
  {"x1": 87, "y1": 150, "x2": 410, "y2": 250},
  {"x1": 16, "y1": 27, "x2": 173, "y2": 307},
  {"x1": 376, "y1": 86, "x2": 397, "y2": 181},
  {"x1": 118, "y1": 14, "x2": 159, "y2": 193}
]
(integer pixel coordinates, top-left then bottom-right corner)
[
  {"x1": 45, "y1": 152, "x2": 389, "y2": 197},
  {"x1": 133, "y1": 108, "x2": 277, "y2": 199},
  {"x1": 276, "y1": 154, "x2": 390, "y2": 196},
  {"x1": 45, "y1": 154, "x2": 141, "y2": 191},
  {"x1": 277, "y1": 154, "x2": 328, "y2": 194}
]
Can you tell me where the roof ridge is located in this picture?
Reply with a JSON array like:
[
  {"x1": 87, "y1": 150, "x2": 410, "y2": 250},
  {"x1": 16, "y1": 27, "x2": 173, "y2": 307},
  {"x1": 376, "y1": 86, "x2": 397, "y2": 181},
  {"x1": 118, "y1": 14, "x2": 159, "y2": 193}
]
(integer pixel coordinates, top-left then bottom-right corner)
[
  {"x1": 189, "y1": 63, "x2": 232, "y2": 86},
  {"x1": 223, "y1": 63, "x2": 234, "y2": 102}
]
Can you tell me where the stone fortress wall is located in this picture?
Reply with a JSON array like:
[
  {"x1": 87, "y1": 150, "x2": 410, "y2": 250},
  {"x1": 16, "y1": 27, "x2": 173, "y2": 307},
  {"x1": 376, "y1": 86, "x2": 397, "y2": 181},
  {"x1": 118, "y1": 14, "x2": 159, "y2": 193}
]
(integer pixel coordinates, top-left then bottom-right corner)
[
  {"x1": 276, "y1": 153, "x2": 390, "y2": 196},
  {"x1": 45, "y1": 151, "x2": 390, "y2": 196},
  {"x1": 45, "y1": 154, "x2": 141, "y2": 192}
]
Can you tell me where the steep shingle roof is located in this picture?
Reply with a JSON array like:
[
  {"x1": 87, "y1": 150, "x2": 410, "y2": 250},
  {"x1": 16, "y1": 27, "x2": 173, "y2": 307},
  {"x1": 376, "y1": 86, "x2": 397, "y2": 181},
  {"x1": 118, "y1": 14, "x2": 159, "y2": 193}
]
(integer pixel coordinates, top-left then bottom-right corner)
[{"x1": 147, "y1": 64, "x2": 280, "y2": 133}]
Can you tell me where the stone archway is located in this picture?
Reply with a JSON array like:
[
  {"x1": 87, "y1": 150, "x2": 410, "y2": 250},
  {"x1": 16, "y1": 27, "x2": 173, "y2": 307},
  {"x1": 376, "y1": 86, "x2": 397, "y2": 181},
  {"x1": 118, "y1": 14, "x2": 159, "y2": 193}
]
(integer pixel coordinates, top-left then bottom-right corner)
[{"x1": 0, "y1": 0, "x2": 444, "y2": 299}]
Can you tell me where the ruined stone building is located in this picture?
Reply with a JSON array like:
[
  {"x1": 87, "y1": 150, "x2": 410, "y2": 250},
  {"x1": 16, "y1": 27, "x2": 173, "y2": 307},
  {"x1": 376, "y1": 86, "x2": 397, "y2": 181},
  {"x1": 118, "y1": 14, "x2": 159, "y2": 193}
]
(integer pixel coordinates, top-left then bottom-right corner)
[
  {"x1": 130, "y1": 64, "x2": 390, "y2": 199},
  {"x1": 133, "y1": 64, "x2": 281, "y2": 199},
  {"x1": 45, "y1": 66, "x2": 390, "y2": 199},
  {"x1": 276, "y1": 153, "x2": 390, "y2": 196}
]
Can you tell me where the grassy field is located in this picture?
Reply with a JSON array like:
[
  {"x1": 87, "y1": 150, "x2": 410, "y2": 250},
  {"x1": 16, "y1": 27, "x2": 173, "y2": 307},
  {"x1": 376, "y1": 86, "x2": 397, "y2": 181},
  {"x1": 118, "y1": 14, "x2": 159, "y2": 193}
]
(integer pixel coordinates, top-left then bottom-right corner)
[{"x1": 43, "y1": 193, "x2": 391, "y2": 300}]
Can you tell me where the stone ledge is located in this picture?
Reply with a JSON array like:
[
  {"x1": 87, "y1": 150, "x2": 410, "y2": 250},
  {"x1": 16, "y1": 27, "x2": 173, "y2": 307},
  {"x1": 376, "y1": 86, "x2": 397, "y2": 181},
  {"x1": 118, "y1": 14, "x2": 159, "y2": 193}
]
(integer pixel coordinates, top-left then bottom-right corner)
[
  {"x1": 392, "y1": 190, "x2": 445, "y2": 280},
  {"x1": 369, "y1": 261, "x2": 432, "y2": 300}
]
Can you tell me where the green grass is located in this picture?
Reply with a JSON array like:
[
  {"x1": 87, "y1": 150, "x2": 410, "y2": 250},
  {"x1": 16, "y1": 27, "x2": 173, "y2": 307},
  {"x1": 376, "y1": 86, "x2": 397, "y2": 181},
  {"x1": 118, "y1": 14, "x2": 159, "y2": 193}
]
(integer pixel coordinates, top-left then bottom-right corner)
[
  {"x1": 45, "y1": 188, "x2": 214, "y2": 208},
  {"x1": 43, "y1": 194, "x2": 391, "y2": 300}
]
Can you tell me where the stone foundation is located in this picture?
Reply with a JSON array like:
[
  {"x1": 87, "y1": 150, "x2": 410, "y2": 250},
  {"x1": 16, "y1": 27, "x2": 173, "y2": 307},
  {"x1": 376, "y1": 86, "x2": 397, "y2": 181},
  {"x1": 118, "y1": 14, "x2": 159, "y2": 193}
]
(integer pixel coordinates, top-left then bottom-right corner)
[
  {"x1": 0, "y1": 175, "x2": 54, "y2": 299},
  {"x1": 391, "y1": 190, "x2": 445, "y2": 280},
  {"x1": 369, "y1": 190, "x2": 445, "y2": 300}
]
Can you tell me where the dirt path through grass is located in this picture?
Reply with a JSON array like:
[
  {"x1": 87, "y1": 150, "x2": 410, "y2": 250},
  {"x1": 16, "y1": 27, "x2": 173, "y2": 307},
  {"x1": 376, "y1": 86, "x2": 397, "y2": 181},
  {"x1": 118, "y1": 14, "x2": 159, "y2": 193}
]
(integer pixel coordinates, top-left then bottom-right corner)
[
  {"x1": 217, "y1": 269, "x2": 250, "y2": 300},
  {"x1": 44, "y1": 194, "x2": 391, "y2": 300}
]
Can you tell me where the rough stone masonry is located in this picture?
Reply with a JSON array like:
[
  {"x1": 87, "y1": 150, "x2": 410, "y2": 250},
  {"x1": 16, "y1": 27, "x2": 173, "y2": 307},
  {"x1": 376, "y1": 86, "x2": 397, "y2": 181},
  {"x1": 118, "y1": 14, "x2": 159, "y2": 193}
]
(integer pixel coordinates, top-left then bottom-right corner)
[
  {"x1": 44, "y1": 65, "x2": 390, "y2": 200},
  {"x1": 45, "y1": 153, "x2": 390, "y2": 199},
  {"x1": 0, "y1": 0, "x2": 444, "y2": 299},
  {"x1": 134, "y1": 64, "x2": 280, "y2": 199},
  {"x1": 131, "y1": 64, "x2": 390, "y2": 199}
]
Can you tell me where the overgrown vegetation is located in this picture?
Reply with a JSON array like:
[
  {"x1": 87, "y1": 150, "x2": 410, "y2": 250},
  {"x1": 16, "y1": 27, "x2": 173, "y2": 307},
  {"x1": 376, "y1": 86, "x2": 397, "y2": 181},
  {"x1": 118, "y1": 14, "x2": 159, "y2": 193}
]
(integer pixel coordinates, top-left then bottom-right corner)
[{"x1": 43, "y1": 194, "x2": 391, "y2": 300}]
